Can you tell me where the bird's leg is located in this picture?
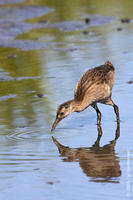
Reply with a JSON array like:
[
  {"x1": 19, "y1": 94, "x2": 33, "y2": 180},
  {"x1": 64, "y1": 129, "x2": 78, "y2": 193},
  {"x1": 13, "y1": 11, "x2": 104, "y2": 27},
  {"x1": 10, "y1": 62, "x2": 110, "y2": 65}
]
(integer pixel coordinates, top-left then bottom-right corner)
[
  {"x1": 92, "y1": 124, "x2": 103, "y2": 147},
  {"x1": 115, "y1": 120, "x2": 120, "y2": 140},
  {"x1": 113, "y1": 104, "x2": 120, "y2": 123},
  {"x1": 91, "y1": 103, "x2": 101, "y2": 125},
  {"x1": 97, "y1": 123, "x2": 103, "y2": 136},
  {"x1": 105, "y1": 98, "x2": 120, "y2": 124}
]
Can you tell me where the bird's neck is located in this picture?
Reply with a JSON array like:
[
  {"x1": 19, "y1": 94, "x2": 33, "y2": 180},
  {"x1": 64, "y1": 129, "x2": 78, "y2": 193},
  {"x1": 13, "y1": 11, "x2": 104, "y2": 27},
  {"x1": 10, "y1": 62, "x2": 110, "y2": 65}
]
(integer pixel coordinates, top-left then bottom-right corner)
[{"x1": 68, "y1": 99, "x2": 86, "y2": 113}]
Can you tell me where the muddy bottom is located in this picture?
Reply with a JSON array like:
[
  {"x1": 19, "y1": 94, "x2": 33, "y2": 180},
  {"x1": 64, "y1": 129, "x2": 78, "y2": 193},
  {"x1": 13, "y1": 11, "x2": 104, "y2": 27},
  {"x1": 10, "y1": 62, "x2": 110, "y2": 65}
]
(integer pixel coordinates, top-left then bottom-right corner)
[
  {"x1": 0, "y1": 0, "x2": 133, "y2": 200},
  {"x1": 0, "y1": 5, "x2": 114, "y2": 50}
]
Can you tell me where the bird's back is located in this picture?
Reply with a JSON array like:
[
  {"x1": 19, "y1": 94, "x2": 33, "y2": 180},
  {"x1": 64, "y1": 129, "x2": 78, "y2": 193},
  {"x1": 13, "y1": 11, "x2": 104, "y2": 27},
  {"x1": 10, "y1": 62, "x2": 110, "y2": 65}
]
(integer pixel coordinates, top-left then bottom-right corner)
[{"x1": 74, "y1": 61, "x2": 115, "y2": 106}]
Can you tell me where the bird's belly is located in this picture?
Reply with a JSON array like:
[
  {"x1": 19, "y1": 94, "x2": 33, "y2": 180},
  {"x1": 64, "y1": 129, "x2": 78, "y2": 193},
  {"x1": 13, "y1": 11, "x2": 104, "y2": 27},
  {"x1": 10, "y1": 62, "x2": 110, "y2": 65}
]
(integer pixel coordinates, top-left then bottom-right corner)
[
  {"x1": 74, "y1": 83, "x2": 112, "y2": 112},
  {"x1": 80, "y1": 84, "x2": 112, "y2": 109},
  {"x1": 97, "y1": 96, "x2": 111, "y2": 104}
]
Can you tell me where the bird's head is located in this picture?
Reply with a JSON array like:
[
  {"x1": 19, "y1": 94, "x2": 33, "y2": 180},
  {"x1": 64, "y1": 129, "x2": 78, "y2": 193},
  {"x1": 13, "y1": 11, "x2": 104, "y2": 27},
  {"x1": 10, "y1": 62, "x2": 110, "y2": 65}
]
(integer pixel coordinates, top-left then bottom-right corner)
[{"x1": 51, "y1": 100, "x2": 74, "y2": 131}]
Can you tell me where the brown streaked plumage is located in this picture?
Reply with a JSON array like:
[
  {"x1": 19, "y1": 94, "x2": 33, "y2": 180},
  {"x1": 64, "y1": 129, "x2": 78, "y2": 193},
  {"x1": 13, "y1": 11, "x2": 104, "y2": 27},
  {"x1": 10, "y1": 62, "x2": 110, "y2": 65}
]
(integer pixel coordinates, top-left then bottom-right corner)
[{"x1": 51, "y1": 61, "x2": 120, "y2": 132}]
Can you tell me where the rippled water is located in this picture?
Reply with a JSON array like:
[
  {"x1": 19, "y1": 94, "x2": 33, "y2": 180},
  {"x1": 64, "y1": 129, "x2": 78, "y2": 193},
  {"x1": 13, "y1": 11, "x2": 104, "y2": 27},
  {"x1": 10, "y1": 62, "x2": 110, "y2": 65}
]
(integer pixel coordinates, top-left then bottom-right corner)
[{"x1": 0, "y1": 0, "x2": 133, "y2": 199}]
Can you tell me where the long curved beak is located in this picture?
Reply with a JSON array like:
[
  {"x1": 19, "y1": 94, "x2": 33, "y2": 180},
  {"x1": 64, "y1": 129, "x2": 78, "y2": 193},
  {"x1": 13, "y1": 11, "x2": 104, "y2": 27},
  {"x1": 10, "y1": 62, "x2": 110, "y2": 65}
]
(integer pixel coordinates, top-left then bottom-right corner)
[{"x1": 51, "y1": 118, "x2": 61, "y2": 132}]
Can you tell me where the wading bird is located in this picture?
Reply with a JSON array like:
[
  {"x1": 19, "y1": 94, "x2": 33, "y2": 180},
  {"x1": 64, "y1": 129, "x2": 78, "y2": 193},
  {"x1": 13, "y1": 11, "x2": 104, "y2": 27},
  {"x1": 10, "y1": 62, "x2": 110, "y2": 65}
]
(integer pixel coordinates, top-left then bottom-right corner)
[{"x1": 51, "y1": 61, "x2": 119, "y2": 132}]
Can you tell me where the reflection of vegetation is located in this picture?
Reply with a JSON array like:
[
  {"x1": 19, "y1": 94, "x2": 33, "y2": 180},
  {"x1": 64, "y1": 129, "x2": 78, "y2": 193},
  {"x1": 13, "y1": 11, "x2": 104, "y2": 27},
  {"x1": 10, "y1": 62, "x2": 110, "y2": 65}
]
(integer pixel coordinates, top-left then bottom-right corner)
[
  {"x1": 28, "y1": 0, "x2": 133, "y2": 21},
  {"x1": 0, "y1": 0, "x2": 133, "y2": 134},
  {"x1": 0, "y1": 49, "x2": 53, "y2": 132}
]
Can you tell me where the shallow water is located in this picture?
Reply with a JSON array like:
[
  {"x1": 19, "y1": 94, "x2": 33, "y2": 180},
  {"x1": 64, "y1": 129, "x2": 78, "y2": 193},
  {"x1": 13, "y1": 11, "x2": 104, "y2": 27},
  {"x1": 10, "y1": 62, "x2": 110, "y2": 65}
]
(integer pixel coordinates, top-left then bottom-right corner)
[{"x1": 0, "y1": 0, "x2": 133, "y2": 199}]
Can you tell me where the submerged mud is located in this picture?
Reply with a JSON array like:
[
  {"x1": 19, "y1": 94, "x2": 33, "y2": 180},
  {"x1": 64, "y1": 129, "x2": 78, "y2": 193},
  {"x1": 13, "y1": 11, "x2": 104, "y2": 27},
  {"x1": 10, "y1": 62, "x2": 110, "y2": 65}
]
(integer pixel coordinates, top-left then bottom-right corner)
[
  {"x1": 0, "y1": 6, "x2": 54, "y2": 50},
  {"x1": 0, "y1": 5, "x2": 114, "y2": 50},
  {"x1": 50, "y1": 15, "x2": 114, "y2": 32},
  {"x1": 0, "y1": 0, "x2": 25, "y2": 4}
]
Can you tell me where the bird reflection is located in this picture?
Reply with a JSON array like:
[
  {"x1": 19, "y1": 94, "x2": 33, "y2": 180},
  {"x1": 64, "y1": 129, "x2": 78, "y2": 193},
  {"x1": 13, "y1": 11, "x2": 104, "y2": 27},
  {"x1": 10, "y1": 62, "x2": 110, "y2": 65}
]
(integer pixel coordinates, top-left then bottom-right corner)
[{"x1": 52, "y1": 122, "x2": 121, "y2": 183}]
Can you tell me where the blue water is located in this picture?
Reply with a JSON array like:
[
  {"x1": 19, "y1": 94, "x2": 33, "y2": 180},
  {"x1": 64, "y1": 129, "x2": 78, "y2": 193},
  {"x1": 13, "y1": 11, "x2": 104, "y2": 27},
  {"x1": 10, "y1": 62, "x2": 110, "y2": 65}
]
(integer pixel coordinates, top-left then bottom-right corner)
[{"x1": 0, "y1": 0, "x2": 133, "y2": 199}]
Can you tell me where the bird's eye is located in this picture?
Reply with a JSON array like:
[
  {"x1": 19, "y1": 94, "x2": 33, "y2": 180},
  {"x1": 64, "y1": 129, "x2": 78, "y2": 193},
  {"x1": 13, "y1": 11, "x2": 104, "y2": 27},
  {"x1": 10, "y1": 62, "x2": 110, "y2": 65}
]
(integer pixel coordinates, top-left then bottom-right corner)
[{"x1": 60, "y1": 112, "x2": 64, "y2": 116}]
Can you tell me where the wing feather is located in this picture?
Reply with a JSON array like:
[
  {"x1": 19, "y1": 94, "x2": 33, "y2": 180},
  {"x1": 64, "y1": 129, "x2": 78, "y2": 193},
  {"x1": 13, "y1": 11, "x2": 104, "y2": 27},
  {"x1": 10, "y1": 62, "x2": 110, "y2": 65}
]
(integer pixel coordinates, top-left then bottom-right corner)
[{"x1": 74, "y1": 64, "x2": 114, "y2": 103}]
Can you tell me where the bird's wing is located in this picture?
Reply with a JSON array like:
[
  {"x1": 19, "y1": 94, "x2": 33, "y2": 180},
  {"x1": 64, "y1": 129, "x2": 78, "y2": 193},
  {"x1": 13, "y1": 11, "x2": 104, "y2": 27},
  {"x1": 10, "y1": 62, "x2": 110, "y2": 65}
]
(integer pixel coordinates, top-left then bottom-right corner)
[{"x1": 74, "y1": 68, "x2": 112, "y2": 102}]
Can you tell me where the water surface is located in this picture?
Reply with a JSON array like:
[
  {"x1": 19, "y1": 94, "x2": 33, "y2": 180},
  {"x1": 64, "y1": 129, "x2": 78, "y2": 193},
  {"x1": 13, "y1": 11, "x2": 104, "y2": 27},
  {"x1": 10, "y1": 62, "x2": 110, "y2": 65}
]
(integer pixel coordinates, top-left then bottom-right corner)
[{"x1": 0, "y1": 0, "x2": 133, "y2": 199}]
